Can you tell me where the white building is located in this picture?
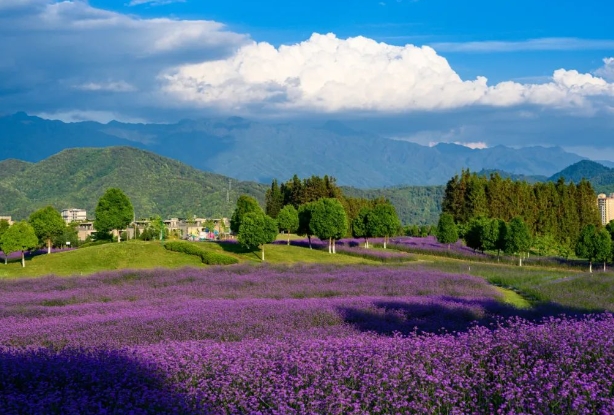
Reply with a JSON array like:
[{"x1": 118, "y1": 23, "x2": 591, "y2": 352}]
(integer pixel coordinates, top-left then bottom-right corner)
[
  {"x1": 597, "y1": 194, "x2": 614, "y2": 225},
  {"x1": 0, "y1": 216, "x2": 13, "y2": 225},
  {"x1": 61, "y1": 208, "x2": 87, "y2": 224}
]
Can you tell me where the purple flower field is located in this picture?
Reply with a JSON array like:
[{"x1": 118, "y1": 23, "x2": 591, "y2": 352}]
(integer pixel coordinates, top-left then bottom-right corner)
[
  {"x1": 389, "y1": 235, "x2": 485, "y2": 257},
  {"x1": 0, "y1": 247, "x2": 74, "y2": 261},
  {"x1": 1, "y1": 264, "x2": 613, "y2": 414}
]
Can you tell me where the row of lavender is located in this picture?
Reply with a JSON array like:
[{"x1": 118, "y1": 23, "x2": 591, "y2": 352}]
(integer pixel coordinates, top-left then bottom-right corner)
[
  {"x1": 2, "y1": 315, "x2": 613, "y2": 414},
  {"x1": 1, "y1": 265, "x2": 613, "y2": 413}
]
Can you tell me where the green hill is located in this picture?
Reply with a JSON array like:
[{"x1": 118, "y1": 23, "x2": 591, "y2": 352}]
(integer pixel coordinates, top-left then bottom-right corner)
[
  {"x1": 549, "y1": 160, "x2": 614, "y2": 194},
  {"x1": 0, "y1": 147, "x2": 267, "y2": 220}
]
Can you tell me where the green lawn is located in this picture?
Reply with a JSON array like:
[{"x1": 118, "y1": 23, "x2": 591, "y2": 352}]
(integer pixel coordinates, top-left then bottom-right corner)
[{"x1": 0, "y1": 240, "x2": 204, "y2": 278}]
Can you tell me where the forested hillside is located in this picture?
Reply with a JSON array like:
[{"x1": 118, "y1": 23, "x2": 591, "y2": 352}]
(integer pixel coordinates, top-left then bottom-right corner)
[{"x1": 0, "y1": 147, "x2": 267, "y2": 220}]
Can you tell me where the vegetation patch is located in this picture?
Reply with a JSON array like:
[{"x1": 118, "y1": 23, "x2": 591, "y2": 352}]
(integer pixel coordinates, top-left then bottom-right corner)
[{"x1": 163, "y1": 241, "x2": 239, "y2": 265}]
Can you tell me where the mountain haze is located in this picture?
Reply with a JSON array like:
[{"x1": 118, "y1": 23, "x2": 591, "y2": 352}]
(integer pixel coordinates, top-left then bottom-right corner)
[{"x1": 0, "y1": 112, "x2": 587, "y2": 187}]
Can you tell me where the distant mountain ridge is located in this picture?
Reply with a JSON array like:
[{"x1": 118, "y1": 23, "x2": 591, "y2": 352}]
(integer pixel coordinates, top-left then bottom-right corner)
[
  {"x1": 0, "y1": 146, "x2": 612, "y2": 225},
  {"x1": 0, "y1": 112, "x2": 590, "y2": 187}
]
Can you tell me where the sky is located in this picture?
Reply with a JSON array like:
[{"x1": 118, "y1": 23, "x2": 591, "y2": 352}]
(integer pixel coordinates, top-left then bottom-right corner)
[{"x1": 1, "y1": 0, "x2": 613, "y2": 158}]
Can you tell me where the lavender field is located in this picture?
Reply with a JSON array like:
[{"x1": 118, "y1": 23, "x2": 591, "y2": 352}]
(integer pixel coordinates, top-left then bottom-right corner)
[{"x1": 1, "y1": 264, "x2": 613, "y2": 414}]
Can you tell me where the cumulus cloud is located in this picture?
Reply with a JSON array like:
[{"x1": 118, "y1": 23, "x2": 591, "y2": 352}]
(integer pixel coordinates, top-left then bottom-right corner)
[
  {"x1": 0, "y1": 0, "x2": 247, "y2": 117},
  {"x1": 595, "y1": 58, "x2": 614, "y2": 81},
  {"x1": 163, "y1": 33, "x2": 614, "y2": 113}
]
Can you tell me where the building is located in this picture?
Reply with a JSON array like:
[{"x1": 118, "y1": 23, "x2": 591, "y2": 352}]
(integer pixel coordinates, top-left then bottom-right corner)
[
  {"x1": 597, "y1": 194, "x2": 614, "y2": 225},
  {"x1": 0, "y1": 216, "x2": 13, "y2": 225},
  {"x1": 61, "y1": 209, "x2": 87, "y2": 224},
  {"x1": 76, "y1": 222, "x2": 95, "y2": 241}
]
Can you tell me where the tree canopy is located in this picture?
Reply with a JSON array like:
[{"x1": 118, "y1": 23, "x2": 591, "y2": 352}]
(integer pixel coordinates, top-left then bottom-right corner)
[
  {"x1": 309, "y1": 198, "x2": 348, "y2": 254},
  {"x1": 576, "y1": 225, "x2": 612, "y2": 272},
  {"x1": 238, "y1": 211, "x2": 278, "y2": 261},
  {"x1": 230, "y1": 195, "x2": 263, "y2": 234},
  {"x1": 436, "y1": 213, "x2": 458, "y2": 248},
  {"x1": 366, "y1": 203, "x2": 400, "y2": 249},
  {"x1": 29, "y1": 206, "x2": 66, "y2": 254},
  {"x1": 94, "y1": 188, "x2": 134, "y2": 242},
  {"x1": 505, "y1": 217, "x2": 532, "y2": 266},
  {"x1": 276, "y1": 205, "x2": 299, "y2": 245},
  {"x1": 0, "y1": 221, "x2": 39, "y2": 267}
]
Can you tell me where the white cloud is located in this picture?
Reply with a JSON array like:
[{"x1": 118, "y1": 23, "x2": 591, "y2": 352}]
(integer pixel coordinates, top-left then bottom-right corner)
[
  {"x1": 454, "y1": 141, "x2": 488, "y2": 150},
  {"x1": 163, "y1": 33, "x2": 614, "y2": 113},
  {"x1": 595, "y1": 58, "x2": 614, "y2": 81},
  {"x1": 73, "y1": 81, "x2": 137, "y2": 92},
  {"x1": 0, "y1": 0, "x2": 247, "y2": 117},
  {"x1": 430, "y1": 38, "x2": 614, "y2": 53}
]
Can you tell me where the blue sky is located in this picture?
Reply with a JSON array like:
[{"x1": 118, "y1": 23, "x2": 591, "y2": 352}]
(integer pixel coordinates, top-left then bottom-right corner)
[{"x1": 1, "y1": 0, "x2": 614, "y2": 158}]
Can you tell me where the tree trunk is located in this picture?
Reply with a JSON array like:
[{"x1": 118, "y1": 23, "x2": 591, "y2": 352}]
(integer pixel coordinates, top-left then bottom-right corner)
[
  {"x1": 332, "y1": 239, "x2": 336, "y2": 254},
  {"x1": 328, "y1": 238, "x2": 332, "y2": 254},
  {"x1": 47, "y1": 239, "x2": 52, "y2": 254},
  {"x1": 604, "y1": 261, "x2": 607, "y2": 272},
  {"x1": 21, "y1": 252, "x2": 25, "y2": 268},
  {"x1": 287, "y1": 231, "x2": 290, "y2": 245},
  {"x1": 117, "y1": 230, "x2": 121, "y2": 243},
  {"x1": 497, "y1": 250, "x2": 500, "y2": 262},
  {"x1": 589, "y1": 261, "x2": 592, "y2": 273},
  {"x1": 261, "y1": 246, "x2": 265, "y2": 261},
  {"x1": 519, "y1": 255, "x2": 522, "y2": 267},
  {"x1": 308, "y1": 235, "x2": 312, "y2": 249},
  {"x1": 384, "y1": 236, "x2": 387, "y2": 249},
  {"x1": 364, "y1": 238, "x2": 368, "y2": 249},
  {"x1": 4, "y1": 255, "x2": 7, "y2": 265}
]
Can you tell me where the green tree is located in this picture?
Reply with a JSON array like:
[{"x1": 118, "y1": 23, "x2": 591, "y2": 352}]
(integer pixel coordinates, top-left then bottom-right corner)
[
  {"x1": 505, "y1": 217, "x2": 532, "y2": 266},
  {"x1": 230, "y1": 195, "x2": 263, "y2": 234},
  {"x1": 94, "y1": 188, "x2": 134, "y2": 243},
  {"x1": 0, "y1": 219, "x2": 10, "y2": 265},
  {"x1": 436, "y1": 213, "x2": 458, "y2": 249},
  {"x1": 352, "y1": 207, "x2": 372, "y2": 248},
  {"x1": 277, "y1": 205, "x2": 299, "y2": 245},
  {"x1": 53, "y1": 223, "x2": 79, "y2": 249},
  {"x1": 265, "y1": 179, "x2": 284, "y2": 219},
  {"x1": 238, "y1": 212, "x2": 278, "y2": 261},
  {"x1": 594, "y1": 228, "x2": 612, "y2": 271},
  {"x1": 0, "y1": 221, "x2": 39, "y2": 267},
  {"x1": 310, "y1": 198, "x2": 348, "y2": 254},
  {"x1": 29, "y1": 206, "x2": 66, "y2": 254},
  {"x1": 464, "y1": 217, "x2": 487, "y2": 252},
  {"x1": 576, "y1": 225, "x2": 598, "y2": 273},
  {"x1": 366, "y1": 203, "x2": 400, "y2": 249},
  {"x1": 297, "y1": 202, "x2": 317, "y2": 249}
]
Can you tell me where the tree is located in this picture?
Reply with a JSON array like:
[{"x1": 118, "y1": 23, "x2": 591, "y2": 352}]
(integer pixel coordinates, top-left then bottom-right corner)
[
  {"x1": 94, "y1": 188, "x2": 134, "y2": 243},
  {"x1": 0, "y1": 219, "x2": 10, "y2": 265},
  {"x1": 352, "y1": 207, "x2": 372, "y2": 248},
  {"x1": 594, "y1": 228, "x2": 612, "y2": 271},
  {"x1": 436, "y1": 213, "x2": 458, "y2": 249},
  {"x1": 265, "y1": 179, "x2": 284, "y2": 219},
  {"x1": 276, "y1": 205, "x2": 299, "y2": 245},
  {"x1": 505, "y1": 217, "x2": 532, "y2": 266},
  {"x1": 464, "y1": 217, "x2": 487, "y2": 252},
  {"x1": 53, "y1": 223, "x2": 79, "y2": 249},
  {"x1": 576, "y1": 225, "x2": 598, "y2": 273},
  {"x1": 310, "y1": 198, "x2": 348, "y2": 254},
  {"x1": 366, "y1": 203, "x2": 400, "y2": 249},
  {"x1": 238, "y1": 212, "x2": 278, "y2": 261},
  {"x1": 230, "y1": 195, "x2": 263, "y2": 234},
  {"x1": 29, "y1": 206, "x2": 66, "y2": 254},
  {"x1": 297, "y1": 202, "x2": 317, "y2": 249},
  {"x1": 0, "y1": 221, "x2": 39, "y2": 267}
]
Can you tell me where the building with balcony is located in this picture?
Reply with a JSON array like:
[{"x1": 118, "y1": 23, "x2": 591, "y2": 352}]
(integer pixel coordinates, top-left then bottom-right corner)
[{"x1": 61, "y1": 208, "x2": 87, "y2": 224}]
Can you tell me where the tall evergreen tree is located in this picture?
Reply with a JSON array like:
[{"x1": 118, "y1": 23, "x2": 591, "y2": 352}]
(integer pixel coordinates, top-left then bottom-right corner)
[
  {"x1": 230, "y1": 195, "x2": 263, "y2": 234},
  {"x1": 265, "y1": 179, "x2": 284, "y2": 219}
]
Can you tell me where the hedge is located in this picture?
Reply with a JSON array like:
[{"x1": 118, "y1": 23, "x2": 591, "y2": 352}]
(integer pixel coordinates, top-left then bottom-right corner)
[{"x1": 163, "y1": 241, "x2": 239, "y2": 265}]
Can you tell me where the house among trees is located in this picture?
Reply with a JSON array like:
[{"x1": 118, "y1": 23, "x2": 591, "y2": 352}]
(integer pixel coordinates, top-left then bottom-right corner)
[{"x1": 0, "y1": 216, "x2": 13, "y2": 225}]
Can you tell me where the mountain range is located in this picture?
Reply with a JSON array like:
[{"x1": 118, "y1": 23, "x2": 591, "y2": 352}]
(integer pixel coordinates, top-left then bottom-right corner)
[
  {"x1": 1, "y1": 112, "x2": 606, "y2": 188},
  {"x1": 1, "y1": 146, "x2": 613, "y2": 226}
]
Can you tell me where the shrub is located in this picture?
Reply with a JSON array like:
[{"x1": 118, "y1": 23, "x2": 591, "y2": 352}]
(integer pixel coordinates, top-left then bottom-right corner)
[{"x1": 164, "y1": 241, "x2": 239, "y2": 265}]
